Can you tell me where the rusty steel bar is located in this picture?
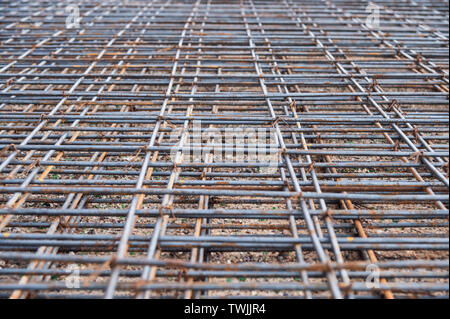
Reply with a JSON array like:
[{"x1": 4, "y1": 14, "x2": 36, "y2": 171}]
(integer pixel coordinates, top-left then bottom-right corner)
[{"x1": 0, "y1": 0, "x2": 448, "y2": 299}]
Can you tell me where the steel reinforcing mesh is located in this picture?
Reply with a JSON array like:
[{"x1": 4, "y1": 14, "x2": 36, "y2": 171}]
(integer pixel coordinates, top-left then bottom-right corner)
[{"x1": 0, "y1": 0, "x2": 448, "y2": 299}]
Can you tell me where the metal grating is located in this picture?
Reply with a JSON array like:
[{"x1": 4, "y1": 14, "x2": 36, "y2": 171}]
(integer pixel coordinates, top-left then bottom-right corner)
[{"x1": 0, "y1": 0, "x2": 448, "y2": 299}]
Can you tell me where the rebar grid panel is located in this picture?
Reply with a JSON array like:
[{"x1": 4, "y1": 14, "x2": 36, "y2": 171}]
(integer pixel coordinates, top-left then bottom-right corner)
[{"x1": 0, "y1": 0, "x2": 448, "y2": 299}]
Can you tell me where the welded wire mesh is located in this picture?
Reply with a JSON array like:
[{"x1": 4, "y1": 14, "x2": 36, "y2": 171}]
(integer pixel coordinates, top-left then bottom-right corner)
[{"x1": 0, "y1": 0, "x2": 448, "y2": 299}]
